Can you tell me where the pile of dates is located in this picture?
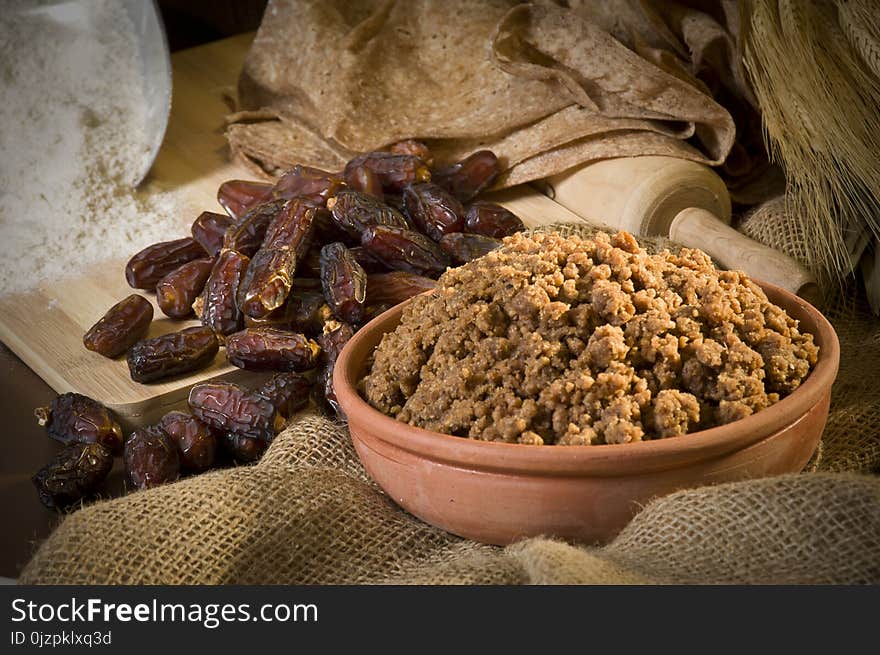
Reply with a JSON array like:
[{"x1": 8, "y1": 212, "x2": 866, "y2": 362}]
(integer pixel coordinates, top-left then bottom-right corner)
[{"x1": 34, "y1": 142, "x2": 525, "y2": 510}]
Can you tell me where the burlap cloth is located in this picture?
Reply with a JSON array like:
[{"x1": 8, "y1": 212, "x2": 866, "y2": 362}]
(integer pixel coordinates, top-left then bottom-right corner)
[{"x1": 19, "y1": 219, "x2": 880, "y2": 585}]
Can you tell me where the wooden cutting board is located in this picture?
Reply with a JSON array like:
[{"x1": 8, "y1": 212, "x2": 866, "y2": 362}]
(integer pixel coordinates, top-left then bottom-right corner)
[{"x1": 0, "y1": 33, "x2": 589, "y2": 430}]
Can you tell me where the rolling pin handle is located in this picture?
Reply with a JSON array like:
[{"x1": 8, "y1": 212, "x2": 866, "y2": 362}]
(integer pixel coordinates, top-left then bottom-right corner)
[{"x1": 669, "y1": 208, "x2": 820, "y2": 304}]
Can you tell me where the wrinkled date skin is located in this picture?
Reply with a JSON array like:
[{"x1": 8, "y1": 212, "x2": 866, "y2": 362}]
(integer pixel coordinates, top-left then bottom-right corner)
[
  {"x1": 360, "y1": 225, "x2": 451, "y2": 278},
  {"x1": 389, "y1": 139, "x2": 433, "y2": 166},
  {"x1": 318, "y1": 321, "x2": 355, "y2": 363},
  {"x1": 271, "y1": 165, "x2": 344, "y2": 204},
  {"x1": 257, "y1": 372, "x2": 312, "y2": 418},
  {"x1": 188, "y1": 382, "x2": 285, "y2": 441},
  {"x1": 125, "y1": 237, "x2": 207, "y2": 290},
  {"x1": 124, "y1": 426, "x2": 181, "y2": 490},
  {"x1": 345, "y1": 164, "x2": 384, "y2": 199},
  {"x1": 32, "y1": 442, "x2": 113, "y2": 510},
  {"x1": 365, "y1": 271, "x2": 437, "y2": 306},
  {"x1": 156, "y1": 257, "x2": 214, "y2": 319},
  {"x1": 432, "y1": 150, "x2": 499, "y2": 203},
  {"x1": 402, "y1": 182, "x2": 465, "y2": 241},
  {"x1": 83, "y1": 294, "x2": 154, "y2": 358},
  {"x1": 225, "y1": 327, "x2": 321, "y2": 372},
  {"x1": 158, "y1": 411, "x2": 217, "y2": 472},
  {"x1": 220, "y1": 432, "x2": 267, "y2": 463},
  {"x1": 191, "y1": 211, "x2": 235, "y2": 256},
  {"x1": 222, "y1": 199, "x2": 286, "y2": 257},
  {"x1": 217, "y1": 180, "x2": 273, "y2": 220},
  {"x1": 327, "y1": 189, "x2": 409, "y2": 240},
  {"x1": 35, "y1": 392, "x2": 124, "y2": 453},
  {"x1": 320, "y1": 242, "x2": 367, "y2": 324},
  {"x1": 438, "y1": 232, "x2": 503, "y2": 264},
  {"x1": 202, "y1": 250, "x2": 249, "y2": 336},
  {"x1": 127, "y1": 326, "x2": 220, "y2": 383},
  {"x1": 344, "y1": 152, "x2": 431, "y2": 193},
  {"x1": 464, "y1": 201, "x2": 525, "y2": 238},
  {"x1": 239, "y1": 198, "x2": 319, "y2": 318},
  {"x1": 314, "y1": 322, "x2": 355, "y2": 420}
]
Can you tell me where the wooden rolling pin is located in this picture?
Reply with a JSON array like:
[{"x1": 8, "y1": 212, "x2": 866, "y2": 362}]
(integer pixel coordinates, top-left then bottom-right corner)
[{"x1": 540, "y1": 156, "x2": 819, "y2": 302}]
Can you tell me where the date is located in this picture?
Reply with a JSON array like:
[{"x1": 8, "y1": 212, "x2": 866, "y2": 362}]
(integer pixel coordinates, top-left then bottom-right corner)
[
  {"x1": 32, "y1": 442, "x2": 113, "y2": 510},
  {"x1": 327, "y1": 189, "x2": 409, "y2": 240},
  {"x1": 271, "y1": 165, "x2": 344, "y2": 203},
  {"x1": 220, "y1": 432, "x2": 267, "y2": 463},
  {"x1": 438, "y1": 232, "x2": 502, "y2": 264},
  {"x1": 158, "y1": 411, "x2": 217, "y2": 472},
  {"x1": 127, "y1": 326, "x2": 219, "y2": 383},
  {"x1": 359, "y1": 225, "x2": 450, "y2": 277},
  {"x1": 188, "y1": 382, "x2": 285, "y2": 441},
  {"x1": 349, "y1": 246, "x2": 388, "y2": 273},
  {"x1": 257, "y1": 372, "x2": 312, "y2": 418},
  {"x1": 345, "y1": 164, "x2": 384, "y2": 199},
  {"x1": 125, "y1": 237, "x2": 207, "y2": 290},
  {"x1": 239, "y1": 197, "x2": 320, "y2": 318},
  {"x1": 285, "y1": 290, "x2": 332, "y2": 335},
  {"x1": 124, "y1": 426, "x2": 180, "y2": 490},
  {"x1": 318, "y1": 321, "x2": 355, "y2": 363},
  {"x1": 35, "y1": 392, "x2": 124, "y2": 453},
  {"x1": 225, "y1": 327, "x2": 321, "y2": 372},
  {"x1": 464, "y1": 201, "x2": 525, "y2": 238},
  {"x1": 83, "y1": 294, "x2": 153, "y2": 358},
  {"x1": 320, "y1": 242, "x2": 367, "y2": 324},
  {"x1": 432, "y1": 150, "x2": 499, "y2": 203},
  {"x1": 217, "y1": 180, "x2": 273, "y2": 220},
  {"x1": 402, "y1": 182, "x2": 464, "y2": 241},
  {"x1": 389, "y1": 139, "x2": 433, "y2": 166},
  {"x1": 156, "y1": 257, "x2": 214, "y2": 319},
  {"x1": 222, "y1": 199, "x2": 286, "y2": 257},
  {"x1": 344, "y1": 152, "x2": 430, "y2": 192},
  {"x1": 202, "y1": 249, "x2": 249, "y2": 335},
  {"x1": 191, "y1": 211, "x2": 235, "y2": 256},
  {"x1": 365, "y1": 271, "x2": 437, "y2": 306}
]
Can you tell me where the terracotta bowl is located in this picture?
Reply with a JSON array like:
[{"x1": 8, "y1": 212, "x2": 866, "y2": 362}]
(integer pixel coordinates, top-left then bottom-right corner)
[{"x1": 334, "y1": 282, "x2": 840, "y2": 546}]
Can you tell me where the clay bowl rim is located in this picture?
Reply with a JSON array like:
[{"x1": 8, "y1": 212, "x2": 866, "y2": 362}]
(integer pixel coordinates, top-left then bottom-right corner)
[{"x1": 335, "y1": 280, "x2": 839, "y2": 477}]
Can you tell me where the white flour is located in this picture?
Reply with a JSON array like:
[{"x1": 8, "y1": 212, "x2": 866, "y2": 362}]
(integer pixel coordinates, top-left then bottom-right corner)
[{"x1": 0, "y1": 0, "x2": 186, "y2": 296}]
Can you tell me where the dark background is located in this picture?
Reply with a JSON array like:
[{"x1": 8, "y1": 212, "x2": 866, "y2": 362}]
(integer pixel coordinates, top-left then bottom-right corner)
[{"x1": 158, "y1": 0, "x2": 268, "y2": 51}]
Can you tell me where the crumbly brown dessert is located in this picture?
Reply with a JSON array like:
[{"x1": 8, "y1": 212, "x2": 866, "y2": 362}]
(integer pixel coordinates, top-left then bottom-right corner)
[{"x1": 363, "y1": 231, "x2": 819, "y2": 445}]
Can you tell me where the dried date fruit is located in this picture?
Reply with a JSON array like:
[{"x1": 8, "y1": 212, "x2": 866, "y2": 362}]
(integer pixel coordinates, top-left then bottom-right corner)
[
  {"x1": 349, "y1": 246, "x2": 388, "y2": 273},
  {"x1": 238, "y1": 198, "x2": 319, "y2": 318},
  {"x1": 222, "y1": 199, "x2": 286, "y2": 257},
  {"x1": 257, "y1": 373, "x2": 312, "y2": 417},
  {"x1": 188, "y1": 382, "x2": 285, "y2": 441},
  {"x1": 464, "y1": 201, "x2": 525, "y2": 238},
  {"x1": 344, "y1": 152, "x2": 430, "y2": 192},
  {"x1": 383, "y1": 192, "x2": 407, "y2": 215},
  {"x1": 365, "y1": 271, "x2": 437, "y2": 306},
  {"x1": 83, "y1": 294, "x2": 153, "y2": 358},
  {"x1": 191, "y1": 211, "x2": 235, "y2": 256},
  {"x1": 156, "y1": 257, "x2": 214, "y2": 319},
  {"x1": 125, "y1": 237, "x2": 207, "y2": 290},
  {"x1": 32, "y1": 443, "x2": 113, "y2": 510},
  {"x1": 285, "y1": 290, "x2": 332, "y2": 335},
  {"x1": 158, "y1": 411, "x2": 217, "y2": 472},
  {"x1": 432, "y1": 150, "x2": 499, "y2": 203},
  {"x1": 35, "y1": 392, "x2": 124, "y2": 453},
  {"x1": 320, "y1": 242, "x2": 367, "y2": 325},
  {"x1": 438, "y1": 232, "x2": 502, "y2": 264},
  {"x1": 318, "y1": 321, "x2": 355, "y2": 363},
  {"x1": 220, "y1": 432, "x2": 267, "y2": 463},
  {"x1": 389, "y1": 139, "x2": 433, "y2": 166},
  {"x1": 217, "y1": 180, "x2": 273, "y2": 220},
  {"x1": 359, "y1": 225, "x2": 451, "y2": 277},
  {"x1": 402, "y1": 182, "x2": 465, "y2": 241},
  {"x1": 315, "y1": 360, "x2": 343, "y2": 420},
  {"x1": 124, "y1": 426, "x2": 180, "y2": 490},
  {"x1": 127, "y1": 326, "x2": 219, "y2": 383},
  {"x1": 202, "y1": 250, "x2": 249, "y2": 335},
  {"x1": 271, "y1": 165, "x2": 344, "y2": 203},
  {"x1": 225, "y1": 327, "x2": 321, "y2": 372},
  {"x1": 326, "y1": 189, "x2": 408, "y2": 240},
  {"x1": 345, "y1": 164, "x2": 383, "y2": 199}
]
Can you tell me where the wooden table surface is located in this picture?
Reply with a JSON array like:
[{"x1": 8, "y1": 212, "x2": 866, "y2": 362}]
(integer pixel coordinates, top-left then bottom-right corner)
[{"x1": 0, "y1": 33, "x2": 590, "y2": 579}]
